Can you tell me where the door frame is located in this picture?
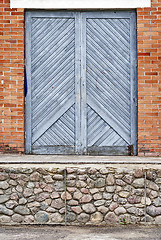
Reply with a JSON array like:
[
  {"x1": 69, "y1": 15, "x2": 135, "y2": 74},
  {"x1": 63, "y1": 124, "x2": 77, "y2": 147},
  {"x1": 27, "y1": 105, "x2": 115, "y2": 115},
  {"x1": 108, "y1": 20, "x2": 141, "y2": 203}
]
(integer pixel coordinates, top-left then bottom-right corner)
[{"x1": 25, "y1": 10, "x2": 137, "y2": 155}]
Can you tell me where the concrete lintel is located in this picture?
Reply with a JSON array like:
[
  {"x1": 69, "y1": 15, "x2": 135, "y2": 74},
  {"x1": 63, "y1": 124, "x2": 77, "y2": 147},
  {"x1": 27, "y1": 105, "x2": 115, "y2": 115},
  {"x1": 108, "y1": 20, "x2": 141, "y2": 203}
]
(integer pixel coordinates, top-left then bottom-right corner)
[{"x1": 10, "y1": 0, "x2": 151, "y2": 9}]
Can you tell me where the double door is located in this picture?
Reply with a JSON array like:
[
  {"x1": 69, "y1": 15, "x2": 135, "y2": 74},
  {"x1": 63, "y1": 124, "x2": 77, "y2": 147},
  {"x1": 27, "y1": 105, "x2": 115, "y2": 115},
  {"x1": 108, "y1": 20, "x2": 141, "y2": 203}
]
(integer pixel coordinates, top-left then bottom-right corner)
[{"x1": 25, "y1": 11, "x2": 137, "y2": 155}]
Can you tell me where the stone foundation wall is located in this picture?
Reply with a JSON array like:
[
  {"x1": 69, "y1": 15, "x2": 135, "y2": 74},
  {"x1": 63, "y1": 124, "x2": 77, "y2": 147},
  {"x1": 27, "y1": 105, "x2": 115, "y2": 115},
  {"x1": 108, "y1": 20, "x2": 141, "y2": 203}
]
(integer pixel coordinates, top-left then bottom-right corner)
[{"x1": 0, "y1": 165, "x2": 161, "y2": 225}]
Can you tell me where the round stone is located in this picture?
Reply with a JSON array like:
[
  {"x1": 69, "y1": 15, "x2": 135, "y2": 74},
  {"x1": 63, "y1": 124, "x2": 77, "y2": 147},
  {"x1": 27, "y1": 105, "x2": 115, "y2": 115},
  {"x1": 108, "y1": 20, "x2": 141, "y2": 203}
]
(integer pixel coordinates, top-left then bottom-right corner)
[
  {"x1": 35, "y1": 211, "x2": 49, "y2": 223},
  {"x1": 90, "y1": 212, "x2": 103, "y2": 223}
]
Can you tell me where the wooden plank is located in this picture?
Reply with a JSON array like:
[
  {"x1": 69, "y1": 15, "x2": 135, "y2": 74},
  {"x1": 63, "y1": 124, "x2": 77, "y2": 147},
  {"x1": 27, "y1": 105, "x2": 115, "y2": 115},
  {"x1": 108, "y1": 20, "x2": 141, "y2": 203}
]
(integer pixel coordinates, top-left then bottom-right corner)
[
  {"x1": 80, "y1": 13, "x2": 87, "y2": 154},
  {"x1": 25, "y1": 11, "x2": 32, "y2": 154},
  {"x1": 87, "y1": 146, "x2": 130, "y2": 156},
  {"x1": 75, "y1": 12, "x2": 81, "y2": 154},
  {"x1": 130, "y1": 11, "x2": 138, "y2": 156},
  {"x1": 32, "y1": 146, "x2": 75, "y2": 154}
]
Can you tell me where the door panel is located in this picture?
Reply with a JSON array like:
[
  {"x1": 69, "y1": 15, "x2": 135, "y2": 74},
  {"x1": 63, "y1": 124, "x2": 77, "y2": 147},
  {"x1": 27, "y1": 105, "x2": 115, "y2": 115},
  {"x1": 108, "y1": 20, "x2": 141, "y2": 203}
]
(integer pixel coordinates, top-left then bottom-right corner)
[
  {"x1": 25, "y1": 11, "x2": 137, "y2": 155},
  {"x1": 84, "y1": 13, "x2": 133, "y2": 155}
]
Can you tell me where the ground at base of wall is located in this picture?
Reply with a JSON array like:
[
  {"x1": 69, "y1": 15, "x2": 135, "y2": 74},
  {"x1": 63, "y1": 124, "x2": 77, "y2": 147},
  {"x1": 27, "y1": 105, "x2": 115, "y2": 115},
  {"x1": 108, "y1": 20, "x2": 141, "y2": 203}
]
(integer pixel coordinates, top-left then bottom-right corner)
[{"x1": 1, "y1": 225, "x2": 161, "y2": 240}]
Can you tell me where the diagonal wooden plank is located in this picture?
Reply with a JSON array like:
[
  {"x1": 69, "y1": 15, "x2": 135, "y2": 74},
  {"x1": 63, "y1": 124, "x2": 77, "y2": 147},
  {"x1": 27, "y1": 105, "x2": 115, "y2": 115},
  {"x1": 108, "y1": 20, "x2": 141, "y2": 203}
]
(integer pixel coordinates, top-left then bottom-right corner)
[
  {"x1": 32, "y1": 97, "x2": 74, "y2": 143},
  {"x1": 87, "y1": 96, "x2": 130, "y2": 144}
]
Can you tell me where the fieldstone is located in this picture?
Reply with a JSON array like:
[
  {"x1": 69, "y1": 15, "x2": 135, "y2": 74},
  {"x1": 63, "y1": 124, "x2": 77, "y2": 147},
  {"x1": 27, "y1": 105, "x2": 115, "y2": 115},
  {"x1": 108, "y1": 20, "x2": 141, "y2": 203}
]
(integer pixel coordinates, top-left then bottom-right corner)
[
  {"x1": 14, "y1": 206, "x2": 30, "y2": 215},
  {"x1": 122, "y1": 175, "x2": 133, "y2": 184},
  {"x1": 54, "y1": 181, "x2": 64, "y2": 191},
  {"x1": 68, "y1": 200, "x2": 78, "y2": 206},
  {"x1": 76, "y1": 181, "x2": 87, "y2": 188},
  {"x1": 19, "y1": 198, "x2": 27, "y2": 205},
  {"x1": 82, "y1": 203, "x2": 96, "y2": 213},
  {"x1": 79, "y1": 175, "x2": 87, "y2": 181},
  {"x1": 150, "y1": 190, "x2": 158, "y2": 198},
  {"x1": 90, "y1": 212, "x2": 103, "y2": 223},
  {"x1": 147, "y1": 206, "x2": 161, "y2": 217},
  {"x1": 80, "y1": 195, "x2": 92, "y2": 203},
  {"x1": 154, "y1": 197, "x2": 161, "y2": 207},
  {"x1": 59, "y1": 207, "x2": 65, "y2": 214},
  {"x1": 88, "y1": 168, "x2": 97, "y2": 174},
  {"x1": 61, "y1": 192, "x2": 72, "y2": 200},
  {"x1": 10, "y1": 173, "x2": 18, "y2": 180},
  {"x1": 146, "y1": 170, "x2": 156, "y2": 181},
  {"x1": 77, "y1": 213, "x2": 90, "y2": 223},
  {"x1": 43, "y1": 175, "x2": 53, "y2": 183},
  {"x1": 119, "y1": 191, "x2": 130, "y2": 198},
  {"x1": 114, "y1": 206, "x2": 126, "y2": 215},
  {"x1": 141, "y1": 215, "x2": 153, "y2": 223},
  {"x1": 132, "y1": 178, "x2": 144, "y2": 188},
  {"x1": 51, "y1": 199, "x2": 64, "y2": 209},
  {"x1": 99, "y1": 168, "x2": 108, "y2": 174},
  {"x1": 116, "y1": 186, "x2": 122, "y2": 193},
  {"x1": 109, "y1": 203, "x2": 118, "y2": 211},
  {"x1": 90, "y1": 189, "x2": 99, "y2": 194},
  {"x1": 106, "y1": 174, "x2": 115, "y2": 185},
  {"x1": 66, "y1": 180, "x2": 76, "y2": 187},
  {"x1": 5, "y1": 200, "x2": 18, "y2": 209},
  {"x1": 51, "y1": 213, "x2": 64, "y2": 223},
  {"x1": 155, "y1": 216, "x2": 161, "y2": 224},
  {"x1": 127, "y1": 207, "x2": 144, "y2": 216},
  {"x1": 53, "y1": 174, "x2": 63, "y2": 180},
  {"x1": 106, "y1": 186, "x2": 115, "y2": 193},
  {"x1": 77, "y1": 169, "x2": 87, "y2": 175},
  {"x1": 105, "y1": 200, "x2": 112, "y2": 207},
  {"x1": 93, "y1": 193, "x2": 102, "y2": 200},
  {"x1": 103, "y1": 193, "x2": 112, "y2": 200},
  {"x1": 0, "y1": 205, "x2": 13, "y2": 215},
  {"x1": 0, "y1": 215, "x2": 11, "y2": 223},
  {"x1": 17, "y1": 180, "x2": 25, "y2": 186},
  {"x1": 81, "y1": 188, "x2": 89, "y2": 194},
  {"x1": 37, "y1": 193, "x2": 50, "y2": 202},
  {"x1": 141, "y1": 197, "x2": 151, "y2": 206},
  {"x1": 51, "y1": 192, "x2": 59, "y2": 199},
  {"x1": 30, "y1": 172, "x2": 40, "y2": 181},
  {"x1": 0, "y1": 173, "x2": 8, "y2": 181},
  {"x1": 116, "y1": 179, "x2": 126, "y2": 186},
  {"x1": 97, "y1": 206, "x2": 109, "y2": 214},
  {"x1": 10, "y1": 193, "x2": 19, "y2": 200},
  {"x1": 128, "y1": 195, "x2": 141, "y2": 204},
  {"x1": 0, "y1": 195, "x2": 9, "y2": 203},
  {"x1": 16, "y1": 185, "x2": 23, "y2": 193},
  {"x1": 46, "y1": 207, "x2": 56, "y2": 213},
  {"x1": 134, "y1": 169, "x2": 144, "y2": 178},
  {"x1": 117, "y1": 198, "x2": 127, "y2": 204},
  {"x1": 27, "y1": 182, "x2": 35, "y2": 188},
  {"x1": 28, "y1": 201, "x2": 41, "y2": 208},
  {"x1": 95, "y1": 178, "x2": 105, "y2": 188},
  {"x1": 34, "y1": 188, "x2": 42, "y2": 194},
  {"x1": 9, "y1": 180, "x2": 17, "y2": 186},
  {"x1": 73, "y1": 191, "x2": 82, "y2": 200},
  {"x1": 23, "y1": 188, "x2": 33, "y2": 197},
  {"x1": 12, "y1": 214, "x2": 24, "y2": 223},
  {"x1": 105, "y1": 212, "x2": 118, "y2": 224},
  {"x1": 37, "y1": 168, "x2": 48, "y2": 175},
  {"x1": 67, "y1": 187, "x2": 76, "y2": 193},
  {"x1": 94, "y1": 200, "x2": 105, "y2": 206},
  {"x1": 67, "y1": 174, "x2": 76, "y2": 180},
  {"x1": 87, "y1": 179, "x2": 95, "y2": 188},
  {"x1": 0, "y1": 190, "x2": 3, "y2": 194},
  {"x1": 35, "y1": 211, "x2": 49, "y2": 223},
  {"x1": 133, "y1": 188, "x2": 144, "y2": 196},
  {"x1": 155, "y1": 178, "x2": 161, "y2": 184},
  {"x1": 28, "y1": 196, "x2": 35, "y2": 202},
  {"x1": 0, "y1": 181, "x2": 9, "y2": 190},
  {"x1": 67, "y1": 212, "x2": 76, "y2": 222},
  {"x1": 24, "y1": 215, "x2": 34, "y2": 223},
  {"x1": 71, "y1": 206, "x2": 82, "y2": 214},
  {"x1": 67, "y1": 168, "x2": 75, "y2": 174},
  {"x1": 148, "y1": 181, "x2": 159, "y2": 191}
]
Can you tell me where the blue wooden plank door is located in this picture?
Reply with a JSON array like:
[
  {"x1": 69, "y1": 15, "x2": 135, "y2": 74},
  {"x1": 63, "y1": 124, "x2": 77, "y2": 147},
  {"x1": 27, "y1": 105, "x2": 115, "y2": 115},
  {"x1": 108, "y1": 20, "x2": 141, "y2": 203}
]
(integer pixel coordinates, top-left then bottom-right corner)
[
  {"x1": 25, "y1": 11, "x2": 137, "y2": 155},
  {"x1": 81, "y1": 12, "x2": 137, "y2": 155}
]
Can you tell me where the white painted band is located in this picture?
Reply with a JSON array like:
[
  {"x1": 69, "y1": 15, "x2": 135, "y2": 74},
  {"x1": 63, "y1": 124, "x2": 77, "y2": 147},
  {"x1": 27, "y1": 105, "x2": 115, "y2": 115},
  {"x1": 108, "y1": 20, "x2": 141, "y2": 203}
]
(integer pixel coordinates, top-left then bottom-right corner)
[{"x1": 10, "y1": 0, "x2": 151, "y2": 9}]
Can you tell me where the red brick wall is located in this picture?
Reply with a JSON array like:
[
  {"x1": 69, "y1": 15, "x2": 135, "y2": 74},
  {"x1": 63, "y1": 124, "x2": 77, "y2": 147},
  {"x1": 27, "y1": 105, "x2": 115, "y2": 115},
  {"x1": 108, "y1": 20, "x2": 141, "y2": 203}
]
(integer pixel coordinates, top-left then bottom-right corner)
[
  {"x1": 137, "y1": 0, "x2": 161, "y2": 156},
  {"x1": 0, "y1": 0, "x2": 161, "y2": 155},
  {"x1": 0, "y1": 0, "x2": 24, "y2": 153}
]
